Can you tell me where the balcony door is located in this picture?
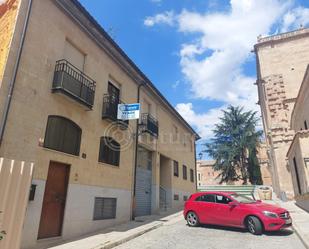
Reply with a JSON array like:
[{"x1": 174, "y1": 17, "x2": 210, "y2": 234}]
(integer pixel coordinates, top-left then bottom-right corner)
[
  {"x1": 64, "y1": 39, "x2": 85, "y2": 71},
  {"x1": 108, "y1": 82, "x2": 120, "y2": 117}
]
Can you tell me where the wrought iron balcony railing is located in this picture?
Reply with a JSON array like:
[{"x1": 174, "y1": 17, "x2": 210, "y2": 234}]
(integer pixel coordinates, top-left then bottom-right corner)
[
  {"x1": 52, "y1": 59, "x2": 96, "y2": 109},
  {"x1": 102, "y1": 94, "x2": 129, "y2": 128},
  {"x1": 141, "y1": 113, "x2": 159, "y2": 137}
]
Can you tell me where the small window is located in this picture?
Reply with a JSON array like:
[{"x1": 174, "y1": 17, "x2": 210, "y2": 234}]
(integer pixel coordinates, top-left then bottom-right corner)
[
  {"x1": 196, "y1": 194, "x2": 215, "y2": 203},
  {"x1": 173, "y1": 161, "x2": 179, "y2": 177},
  {"x1": 305, "y1": 120, "x2": 308, "y2": 130},
  {"x1": 93, "y1": 197, "x2": 117, "y2": 220},
  {"x1": 183, "y1": 165, "x2": 187, "y2": 180},
  {"x1": 215, "y1": 195, "x2": 232, "y2": 204},
  {"x1": 183, "y1": 195, "x2": 188, "y2": 201},
  {"x1": 174, "y1": 194, "x2": 179, "y2": 200},
  {"x1": 99, "y1": 137, "x2": 120, "y2": 166},
  {"x1": 190, "y1": 169, "x2": 194, "y2": 182}
]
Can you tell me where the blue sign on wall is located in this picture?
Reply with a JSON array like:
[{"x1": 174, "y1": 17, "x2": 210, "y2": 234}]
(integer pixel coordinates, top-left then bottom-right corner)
[{"x1": 117, "y1": 103, "x2": 140, "y2": 120}]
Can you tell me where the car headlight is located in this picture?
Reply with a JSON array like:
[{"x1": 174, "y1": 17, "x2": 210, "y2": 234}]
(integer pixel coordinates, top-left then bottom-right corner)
[{"x1": 262, "y1": 211, "x2": 279, "y2": 218}]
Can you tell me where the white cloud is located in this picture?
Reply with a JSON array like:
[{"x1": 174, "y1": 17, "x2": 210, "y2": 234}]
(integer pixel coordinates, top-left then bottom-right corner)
[
  {"x1": 146, "y1": 0, "x2": 307, "y2": 139},
  {"x1": 144, "y1": 11, "x2": 176, "y2": 27},
  {"x1": 177, "y1": 1, "x2": 290, "y2": 102},
  {"x1": 281, "y1": 7, "x2": 309, "y2": 32},
  {"x1": 150, "y1": 0, "x2": 162, "y2": 3},
  {"x1": 176, "y1": 103, "x2": 224, "y2": 139}
]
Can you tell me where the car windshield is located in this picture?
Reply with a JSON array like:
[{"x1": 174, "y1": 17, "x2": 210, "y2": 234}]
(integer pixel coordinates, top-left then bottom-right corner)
[{"x1": 229, "y1": 194, "x2": 256, "y2": 204}]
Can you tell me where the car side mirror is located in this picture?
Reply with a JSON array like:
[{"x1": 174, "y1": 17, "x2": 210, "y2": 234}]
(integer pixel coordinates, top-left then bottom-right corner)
[{"x1": 228, "y1": 201, "x2": 238, "y2": 207}]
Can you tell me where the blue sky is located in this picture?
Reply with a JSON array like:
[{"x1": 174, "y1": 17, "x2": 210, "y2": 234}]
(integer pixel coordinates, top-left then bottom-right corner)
[{"x1": 79, "y1": 0, "x2": 309, "y2": 158}]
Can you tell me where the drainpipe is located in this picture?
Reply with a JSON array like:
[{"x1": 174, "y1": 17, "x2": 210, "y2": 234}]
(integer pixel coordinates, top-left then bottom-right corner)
[
  {"x1": 131, "y1": 82, "x2": 145, "y2": 220},
  {"x1": 0, "y1": 0, "x2": 33, "y2": 145},
  {"x1": 193, "y1": 139, "x2": 198, "y2": 192}
]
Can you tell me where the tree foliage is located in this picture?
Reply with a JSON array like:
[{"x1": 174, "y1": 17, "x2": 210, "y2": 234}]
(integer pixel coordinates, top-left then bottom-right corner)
[{"x1": 204, "y1": 106, "x2": 263, "y2": 185}]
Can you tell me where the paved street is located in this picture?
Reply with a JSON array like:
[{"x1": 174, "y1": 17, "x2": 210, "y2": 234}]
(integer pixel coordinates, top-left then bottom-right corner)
[{"x1": 115, "y1": 216, "x2": 305, "y2": 249}]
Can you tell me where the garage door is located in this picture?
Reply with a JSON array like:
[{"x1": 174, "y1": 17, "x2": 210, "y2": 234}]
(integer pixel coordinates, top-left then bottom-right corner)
[
  {"x1": 135, "y1": 147, "x2": 152, "y2": 217},
  {"x1": 135, "y1": 166, "x2": 152, "y2": 217}
]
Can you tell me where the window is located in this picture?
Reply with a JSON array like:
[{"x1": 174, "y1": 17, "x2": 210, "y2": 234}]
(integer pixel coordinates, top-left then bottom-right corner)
[
  {"x1": 215, "y1": 195, "x2": 232, "y2": 204},
  {"x1": 93, "y1": 197, "x2": 117, "y2": 220},
  {"x1": 99, "y1": 137, "x2": 120, "y2": 166},
  {"x1": 183, "y1": 195, "x2": 188, "y2": 201},
  {"x1": 173, "y1": 161, "x2": 179, "y2": 177},
  {"x1": 196, "y1": 194, "x2": 215, "y2": 202},
  {"x1": 305, "y1": 120, "x2": 308, "y2": 130},
  {"x1": 183, "y1": 165, "x2": 187, "y2": 180},
  {"x1": 190, "y1": 169, "x2": 194, "y2": 182},
  {"x1": 174, "y1": 194, "x2": 179, "y2": 200},
  {"x1": 44, "y1": 116, "x2": 81, "y2": 156}
]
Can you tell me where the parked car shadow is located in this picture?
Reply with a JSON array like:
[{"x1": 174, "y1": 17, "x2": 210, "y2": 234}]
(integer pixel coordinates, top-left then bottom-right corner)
[{"x1": 189, "y1": 224, "x2": 294, "y2": 236}]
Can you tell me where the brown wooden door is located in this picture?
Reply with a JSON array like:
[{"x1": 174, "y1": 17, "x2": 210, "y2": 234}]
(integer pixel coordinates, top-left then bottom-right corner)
[{"x1": 38, "y1": 162, "x2": 70, "y2": 239}]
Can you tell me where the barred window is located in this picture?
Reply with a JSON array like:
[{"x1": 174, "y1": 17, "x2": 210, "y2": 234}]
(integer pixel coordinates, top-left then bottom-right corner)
[
  {"x1": 44, "y1": 116, "x2": 81, "y2": 156},
  {"x1": 99, "y1": 137, "x2": 120, "y2": 166},
  {"x1": 173, "y1": 160, "x2": 179, "y2": 177},
  {"x1": 93, "y1": 197, "x2": 117, "y2": 220}
]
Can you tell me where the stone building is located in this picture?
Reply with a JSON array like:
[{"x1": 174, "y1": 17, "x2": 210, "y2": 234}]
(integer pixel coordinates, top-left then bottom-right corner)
[
  {"x1": 196, "y1": 160, "x2": 219, "y2": 186},
  {"x1": 0, "y1": 0, "x2": 199, "y2": 248},
  {"x1": 255, "y1": 28, "x2": 309, "y2": 199},
  {"x1": 287, "y1": 65, "x2": 309, "y2": 196},
  {"x1": 257, "y1": 143, "x2": 272, "y2": 186}
]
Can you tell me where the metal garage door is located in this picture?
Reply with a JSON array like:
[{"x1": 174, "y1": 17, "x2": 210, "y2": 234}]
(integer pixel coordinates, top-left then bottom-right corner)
[{"x1": 135, "y1": 147, "x2": 152, "y2": 217}]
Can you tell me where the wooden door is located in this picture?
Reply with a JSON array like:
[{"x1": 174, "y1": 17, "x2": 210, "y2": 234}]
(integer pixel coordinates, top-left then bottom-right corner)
[{"x1": 38, "y1": 162, "x2": 70, "y2": 239}]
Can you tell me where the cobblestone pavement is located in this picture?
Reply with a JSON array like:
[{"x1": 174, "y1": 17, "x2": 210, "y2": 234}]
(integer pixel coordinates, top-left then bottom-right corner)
[{"x1": 115, "y1": 217, "x2": 305, "y2": 249}]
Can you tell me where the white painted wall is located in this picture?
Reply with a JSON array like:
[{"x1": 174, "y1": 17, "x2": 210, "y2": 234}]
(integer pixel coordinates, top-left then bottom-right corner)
[{"x1": 21, "y1": 182, "x2": 131, "y2": 249}]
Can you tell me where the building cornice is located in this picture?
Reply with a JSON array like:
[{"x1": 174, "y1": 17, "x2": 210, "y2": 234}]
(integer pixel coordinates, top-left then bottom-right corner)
[
  {"x1": 54, "y1": 0, "x2": 201, "y2": 140},
  {"x1": 254, "y1": 27, "x2": 309, "y2": 49}
]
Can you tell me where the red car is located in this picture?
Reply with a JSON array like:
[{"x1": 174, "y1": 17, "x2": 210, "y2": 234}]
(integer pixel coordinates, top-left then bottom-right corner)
[{"x1": 184, "y1": 191, "x2": 292, "y2": 235}]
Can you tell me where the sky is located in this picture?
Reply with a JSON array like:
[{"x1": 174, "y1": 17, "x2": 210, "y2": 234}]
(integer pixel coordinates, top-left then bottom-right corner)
[{"x1": 79, "y1": 0, "x2": 309, "y2": 158}]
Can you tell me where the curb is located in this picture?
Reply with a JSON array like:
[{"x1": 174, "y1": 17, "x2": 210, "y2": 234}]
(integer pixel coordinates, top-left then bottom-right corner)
[
  {"x1": 93, "y1": 222, "x2": 164, "y2": 249},
  {"x1": 292, "y1": 224, "x2": 309, "y2": 249}
]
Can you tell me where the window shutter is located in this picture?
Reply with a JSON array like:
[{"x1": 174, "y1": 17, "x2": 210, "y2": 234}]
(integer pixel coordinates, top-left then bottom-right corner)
[{"x1": 93, "y1": 197, "x2": 117, "y2": 220}]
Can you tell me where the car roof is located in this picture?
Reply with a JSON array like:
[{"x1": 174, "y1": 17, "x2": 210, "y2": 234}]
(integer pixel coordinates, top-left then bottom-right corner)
[{"x1": 193, "y1": 191, "x2": 236, "y2": 196}]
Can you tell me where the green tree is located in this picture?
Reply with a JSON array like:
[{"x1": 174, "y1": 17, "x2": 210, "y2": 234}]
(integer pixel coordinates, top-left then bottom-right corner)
[{"x1": 204, "y1": 106, "x2": 263, "y2": 185}]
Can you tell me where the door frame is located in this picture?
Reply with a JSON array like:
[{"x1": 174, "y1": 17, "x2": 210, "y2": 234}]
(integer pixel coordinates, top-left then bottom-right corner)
[{"x1": 37, "y1": 161, "x2": 70, "y2": 240}]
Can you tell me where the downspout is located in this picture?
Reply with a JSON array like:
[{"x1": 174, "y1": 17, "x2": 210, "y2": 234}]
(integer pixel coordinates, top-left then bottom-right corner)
[
  {"x1": 131, "y1": 82, "x2": 145, "y2": 220},
  {"x1": 194, "y1": 139, "x2": 198, "y2": 192},
  {"x1": 0, "y1": 0, "x2": 33, "y2": 145}
]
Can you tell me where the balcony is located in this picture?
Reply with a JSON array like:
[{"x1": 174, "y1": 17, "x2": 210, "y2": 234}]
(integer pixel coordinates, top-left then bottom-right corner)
[
  {"x1": 102, "y1": 94, "x2": 129, "y2": 129},
  {"x1": 141, "y1": 113, "x2": 159, "y2": 137},
  {"x1": 52, "y1": 59, "x2": 96, "y2": 109}
]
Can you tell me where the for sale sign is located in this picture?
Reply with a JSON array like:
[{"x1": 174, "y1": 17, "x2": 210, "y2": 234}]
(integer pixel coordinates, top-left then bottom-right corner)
[{"x1": 117, "y1": 103, "x2": 140, "y2": 120}]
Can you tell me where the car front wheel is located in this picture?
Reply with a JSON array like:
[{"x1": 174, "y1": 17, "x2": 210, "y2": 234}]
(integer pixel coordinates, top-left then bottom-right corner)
[
  {"x1": 246, "y1": 216, "x2": 263, "y2": 235},
  {"x1": 186, "y1": 211, "x2": 200, "y2": 227}
]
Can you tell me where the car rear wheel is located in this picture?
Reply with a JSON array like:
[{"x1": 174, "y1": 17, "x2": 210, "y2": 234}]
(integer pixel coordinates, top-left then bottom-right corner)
[
  {"x1": 186, "y1": 211, "x2": 200, "y2": 227},
  {"x1": 246, "y1": 216, "x2": 263, "y2": 235}
]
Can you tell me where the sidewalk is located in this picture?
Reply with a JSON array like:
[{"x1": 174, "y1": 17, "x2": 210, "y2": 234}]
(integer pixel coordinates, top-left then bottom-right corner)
[
  {"x1": 265, "y1": 197, "x2": 309, "y2": 249},
  {"x1": 39, "y1": 210, "x2": 183, "y2": 249}
]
